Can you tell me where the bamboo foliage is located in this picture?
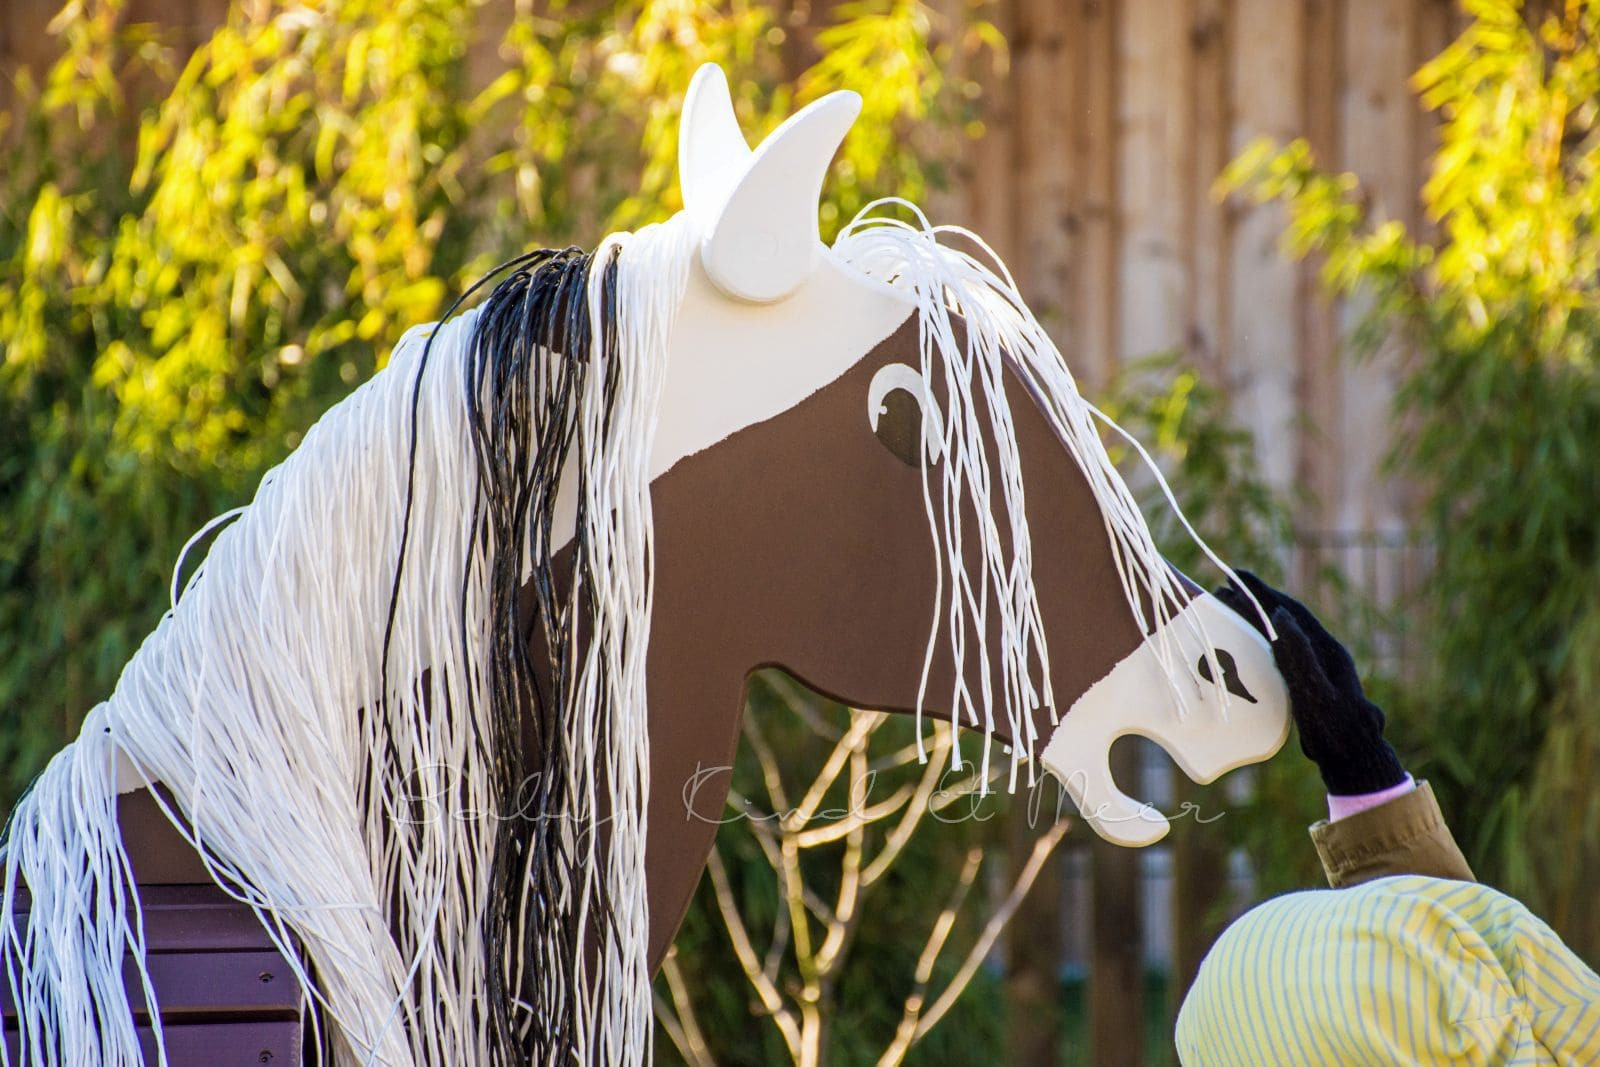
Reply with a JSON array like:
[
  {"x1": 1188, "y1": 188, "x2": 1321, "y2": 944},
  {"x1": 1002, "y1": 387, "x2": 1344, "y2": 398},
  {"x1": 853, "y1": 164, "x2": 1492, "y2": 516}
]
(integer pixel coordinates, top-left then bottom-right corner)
[{"x1": 1219, "y1": 0, "x2": 1600, "y2": 959}]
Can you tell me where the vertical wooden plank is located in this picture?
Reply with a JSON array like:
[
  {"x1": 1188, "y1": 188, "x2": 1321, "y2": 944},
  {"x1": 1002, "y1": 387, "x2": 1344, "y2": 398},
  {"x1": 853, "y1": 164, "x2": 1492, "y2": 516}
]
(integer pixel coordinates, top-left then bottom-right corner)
[
  {"x1": 1412, "y1": 0, "x2": 1454, "y2": 237},
  {"x1": 1006, "y1": 2, "x2": 1072, "y2": 1062},
  {"x1": 1090, "y1": 740, "x2": 1145, "y2": 1067},
  {"x1": 1012, "y1": 0, "x2": 1074, "y2": 344},
  {"x1": 967, "y1": 0, "x2": 1017, "y2": 271},
  {"x1": 1226, "y1": 0, "x2": 1305, "y2": 494},
  {"x1": 920, "y1": 0, "x2": 970, "y2": 225},
  {"x1": 1091, "y1": 4, "x2": 1195, "y2": 1054},
  {"x1": 1116, "y1": 0, "x2": 1191, "y2": 366},
  {"x1": 0, "y1": 1, "x2": 12, "y2": 122},
  {"x1": 1184, "y1": 0, "x2": 1230, "y2": 379},
  {"x1": 1297, "y1": 0, "x2": 1345, "y2": 555},
  {"x1": 1071, "y1": 0, "x2": 1118, "y2": 390},
  {"x1": 1171, "y1": 0, "x2": 1232, "y2": 1026},
  {"x1": 1392, "y1": 0, "x2": 1454, "y2": 532},
  {"x1": 1336, "y1": 0, "x2": 1414, "y2": 539}
]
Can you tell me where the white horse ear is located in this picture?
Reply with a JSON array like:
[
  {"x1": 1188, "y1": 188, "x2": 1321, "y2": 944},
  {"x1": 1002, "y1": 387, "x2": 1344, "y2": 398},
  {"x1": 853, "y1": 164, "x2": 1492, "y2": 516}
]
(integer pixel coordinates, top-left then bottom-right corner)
[
  {"x1": 699, "y1": 88, "x2": 861, "y2": 304},
  {"x1": 678, "y1": 64, "x2": 753, "y2": 225}
]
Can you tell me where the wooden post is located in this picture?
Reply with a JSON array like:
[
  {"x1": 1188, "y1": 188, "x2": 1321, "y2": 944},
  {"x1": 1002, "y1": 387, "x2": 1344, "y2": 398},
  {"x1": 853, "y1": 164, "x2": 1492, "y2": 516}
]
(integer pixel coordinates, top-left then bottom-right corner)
[
  {"x1": 1116, "y1": 0, "x2": 1191, "y2": 365},
  {"x1": 1184, "y1": 0, "x2": 1230, "y2": 380},
  {"x1": 1226, "y1": 0, "x2": 1305, "y2": 494},
  {"x1": 968, "y1": 0, "x2": 1018, "y2": 271},
  {"x1": 1006, "y1": 803, "x2": 1064, "y2": 1064},
  {"x1": 1006, "y1": 1, "x2": 1073, "y2": 1059},
  {"x1": 1012, "y1": 0, "x2": 1073, "y2": 342},
  {"x1": 1169, "y1": 774, "x2": 1229, "y2": 1018},
  {"x1": 1334, "y1": 0, "x2": 1413, "y2": 537},
  {"x1": 1089, "y1": 740, "x2": 1144, "y2": 1067},
  {"x1": 1070, "y1": 0, "x2": 1118, "y2": 390},
  {"x1": 1297, "y1": 0, "x2": 1345, "y2": 563}
]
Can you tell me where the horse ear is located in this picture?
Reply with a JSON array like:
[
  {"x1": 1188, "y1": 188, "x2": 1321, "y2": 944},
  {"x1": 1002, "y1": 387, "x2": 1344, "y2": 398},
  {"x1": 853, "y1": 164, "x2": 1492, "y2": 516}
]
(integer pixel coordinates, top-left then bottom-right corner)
[
  {"x1": 679, "y1": 64, "x2": 753, "y2": 225},
  {"x1": 699, "y1": 89, "x2": 861, "y2": 303}
]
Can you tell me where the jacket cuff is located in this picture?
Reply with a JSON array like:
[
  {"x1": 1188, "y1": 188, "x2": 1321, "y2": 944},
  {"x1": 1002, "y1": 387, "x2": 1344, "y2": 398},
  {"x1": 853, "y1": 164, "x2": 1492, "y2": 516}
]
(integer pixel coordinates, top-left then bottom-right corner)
[
  {"x1": 1326, "y1": 773, "x2": 1416, "y2": 821},
  {"x1": 1309, "y1": 780, "x2": 1476, "y2": 888}
]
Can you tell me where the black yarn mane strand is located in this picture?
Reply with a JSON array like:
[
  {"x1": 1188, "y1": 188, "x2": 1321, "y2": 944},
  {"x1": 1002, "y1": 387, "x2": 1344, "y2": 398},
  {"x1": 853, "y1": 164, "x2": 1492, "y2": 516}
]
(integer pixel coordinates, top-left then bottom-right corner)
[
  {"x1": 457, "y1": 246, "x2": 629, "y2": 1064},
  {"x1": 359, "y1": 242, "x2": 616, "y2": 1064},
  {"x1": 359, "y1": 246, "x2": 554, "y2": 1060}
]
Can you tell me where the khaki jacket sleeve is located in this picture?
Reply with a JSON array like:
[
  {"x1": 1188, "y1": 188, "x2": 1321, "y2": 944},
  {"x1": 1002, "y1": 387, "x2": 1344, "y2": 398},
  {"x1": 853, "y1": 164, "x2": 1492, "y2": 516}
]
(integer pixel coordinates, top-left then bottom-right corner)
[{"x1": 1308, "y1": 780, "x2": 1476, "y2": 888}]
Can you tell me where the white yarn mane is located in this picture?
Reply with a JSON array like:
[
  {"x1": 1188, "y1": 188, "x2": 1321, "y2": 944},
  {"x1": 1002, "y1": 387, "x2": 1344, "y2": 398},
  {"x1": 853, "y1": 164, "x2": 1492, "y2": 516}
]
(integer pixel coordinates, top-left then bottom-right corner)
[
  {"x1": 0, "y1": 216, "x2": 692, "y2": 1066},
  {"x1": 834, "y1": 201, "x2": 1253, "y2": 791}
]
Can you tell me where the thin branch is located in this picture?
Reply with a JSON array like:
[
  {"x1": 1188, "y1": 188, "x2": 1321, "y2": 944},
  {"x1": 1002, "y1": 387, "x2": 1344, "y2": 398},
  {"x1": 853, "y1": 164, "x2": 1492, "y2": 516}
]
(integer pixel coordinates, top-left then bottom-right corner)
[
  {"x1": 782, "y1": 831, "x2": 817, "y2": 987},
  {"x1": 655, "y1": 947, "x2": 717, "y2": 1067},
  {"x1": 793, "y1": 781, "x2": 914, "y2": 848},
  {"x1": 860, "y1": 726, "x2": 955, "y2": 887},
  {"x1": 744, "y1": 712, "x2": 820, "y2": 986},
  {"x1": 763, "y1": 671, "x2": 846, "y2": 740},
  {"x1": 762, "y1": 877, "x2": 793, "y2": 985},
  {"x1": 927, "y1": 760, "x2": 1008, "y2": 815},
  {"x1": 707, "y1": 847, "x2": 803, "y2": 1059},
  {"x1": 877, "y1": 847, "x2": 984, "y2": 1066},
  {"x1": 742, "y1": 710, "x2": 793, "y2": 815},
  {"x1": 742, "y1": 813, "x2": 839, "y2": 924},
  {"x1": 909, "y1": 818, "x2": 1070, "y2": 1045},
  {"x1": 814, "y1": 743, "x2": 869, "y2": 976},
  {"x1": 655, "y1": 991, "x2": 695, "y2": 1065},
  {"x1": 867, "y1": 735, "x2": 938, "y2": 773},
  {"x1": 786, "y1": 710, "x2": 885, "y2": 830}
]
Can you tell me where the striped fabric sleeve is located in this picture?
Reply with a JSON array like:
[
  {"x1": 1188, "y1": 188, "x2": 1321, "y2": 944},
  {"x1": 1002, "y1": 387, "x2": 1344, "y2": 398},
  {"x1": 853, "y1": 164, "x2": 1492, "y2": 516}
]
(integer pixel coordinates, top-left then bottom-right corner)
[{"x1": 1175, "y1": 876, "x2": 1600, "y2": 1066}]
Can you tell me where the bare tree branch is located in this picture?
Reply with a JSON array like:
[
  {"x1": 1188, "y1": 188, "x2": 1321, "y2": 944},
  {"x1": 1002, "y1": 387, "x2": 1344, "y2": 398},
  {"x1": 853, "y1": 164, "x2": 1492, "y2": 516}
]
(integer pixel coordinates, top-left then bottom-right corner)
[
  {"x1": 706, "y1": 705, "x2": 1062, "y2": 1065},
  {"x1": 741, "y1": 811, "x2": 840, "y2": 924},
  {"x1": 860, "y1": 726, "x2": 955, "y2": 887},
  {"x1": 793, "y1": 781, "x2": 914, "y2": 848},
  {"x1": 877, "y1": 846, "x2": 984, "y2": 1065},
  {"x1": 764, "y1": 671, "x2": 846, "y2": 741},
  {"x1": 814, "y1": 742, "x2": 869, "y2": 976},
  {"x1": 786, "y1": 710, "x2": 884, "y2": 830},
  {"x1": 655, "y1": 947, "x2": 717, "y2": 1067},
  {"x1": 707, "y1": 847, "x2": 804, "y2": 1059},
  {"x1": 908, "y1": 819, "x2": 1070, "y2": 1047}
]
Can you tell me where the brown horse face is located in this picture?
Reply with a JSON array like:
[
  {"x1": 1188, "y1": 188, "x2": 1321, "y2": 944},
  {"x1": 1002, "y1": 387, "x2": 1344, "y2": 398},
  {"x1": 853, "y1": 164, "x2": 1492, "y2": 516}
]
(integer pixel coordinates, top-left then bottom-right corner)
[
  {"x1": 648, "y1": 273, "x2": 1288, "y2": 849},
  {"x1": 652, "y1": 309, "x2": 1147, "y2": 738},
  {"x1": 644, "y1": 64, "x2": 1290, "y2": 849}
]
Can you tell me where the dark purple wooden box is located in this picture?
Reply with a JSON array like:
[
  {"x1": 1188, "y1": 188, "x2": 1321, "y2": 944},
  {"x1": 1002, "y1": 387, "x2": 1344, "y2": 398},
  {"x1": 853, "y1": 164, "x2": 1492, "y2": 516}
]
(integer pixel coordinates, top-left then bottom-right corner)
[{"x1": 2, "y1": 792, "x2": 304, "y2": 1065}]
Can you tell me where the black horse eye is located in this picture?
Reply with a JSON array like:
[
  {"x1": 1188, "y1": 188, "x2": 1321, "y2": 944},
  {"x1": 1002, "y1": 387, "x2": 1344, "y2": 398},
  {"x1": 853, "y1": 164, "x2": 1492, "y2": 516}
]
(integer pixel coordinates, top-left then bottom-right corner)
[
  {"x1": 1196, "y1": 649, "x2": 1258, "y2": 703},
  {"x1": 873, "y1": 389, "x2": 924, "y2": 468}
]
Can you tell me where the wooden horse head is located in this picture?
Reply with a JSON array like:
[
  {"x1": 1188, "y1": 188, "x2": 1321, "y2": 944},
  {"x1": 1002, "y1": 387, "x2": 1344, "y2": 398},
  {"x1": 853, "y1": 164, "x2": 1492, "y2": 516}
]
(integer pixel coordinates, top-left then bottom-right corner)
[
  {"x1": 625, "y1": 64, "x2": 1289, "y2": 965},
  {"x1": 0, "y1": 63, "x2": 1288, "y2": 1066}
]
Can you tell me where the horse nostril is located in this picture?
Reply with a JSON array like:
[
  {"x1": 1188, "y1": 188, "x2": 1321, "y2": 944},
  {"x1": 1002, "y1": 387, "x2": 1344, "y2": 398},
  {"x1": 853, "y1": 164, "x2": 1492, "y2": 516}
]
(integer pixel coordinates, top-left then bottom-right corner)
[{"x1": 1196, "y1": 649, "x2": 1259, "y2": 704}]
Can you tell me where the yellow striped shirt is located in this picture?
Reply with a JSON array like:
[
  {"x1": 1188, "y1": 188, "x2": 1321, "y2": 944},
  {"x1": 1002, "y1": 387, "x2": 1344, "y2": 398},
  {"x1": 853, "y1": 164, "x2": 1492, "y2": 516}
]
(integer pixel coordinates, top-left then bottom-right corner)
[{"x1": 1176, "y1": 876, "x2": 1600, "y2": 1065}]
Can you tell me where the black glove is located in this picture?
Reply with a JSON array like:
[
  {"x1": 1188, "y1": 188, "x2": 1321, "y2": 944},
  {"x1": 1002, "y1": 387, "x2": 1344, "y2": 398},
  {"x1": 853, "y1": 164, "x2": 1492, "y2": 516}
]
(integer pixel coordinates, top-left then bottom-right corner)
[{"x1": 1213, "y1": 570, "x2": 1407, "y2": 796}]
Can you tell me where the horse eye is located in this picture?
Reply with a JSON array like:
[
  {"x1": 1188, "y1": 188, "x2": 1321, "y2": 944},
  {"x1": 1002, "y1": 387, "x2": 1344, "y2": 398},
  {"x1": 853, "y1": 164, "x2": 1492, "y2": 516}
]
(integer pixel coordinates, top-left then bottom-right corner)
[
  {"x1": 867, "y1": 362, "x2": 942, "y2": 468},
  {"x1": 1196, "y1": 649, "x2": 1259, "y2": 704},
  {"x1": 874, "y1": 390, "x2": 924, "y2": 467}
]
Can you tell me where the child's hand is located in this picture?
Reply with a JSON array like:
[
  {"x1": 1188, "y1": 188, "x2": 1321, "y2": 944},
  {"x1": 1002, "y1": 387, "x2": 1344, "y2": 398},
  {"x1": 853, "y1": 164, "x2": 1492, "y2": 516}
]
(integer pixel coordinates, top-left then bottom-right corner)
[{"x1": 1214, "y1": 571, "x2": 1408, "y2": 797}]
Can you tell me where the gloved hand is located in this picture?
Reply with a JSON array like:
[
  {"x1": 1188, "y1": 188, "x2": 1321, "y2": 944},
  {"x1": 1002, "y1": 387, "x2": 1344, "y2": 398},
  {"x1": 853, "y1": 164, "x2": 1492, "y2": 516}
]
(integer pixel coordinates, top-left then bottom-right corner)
[{"x1": 1213, "y1": 570, "x2": 1407, "y2": 797}]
